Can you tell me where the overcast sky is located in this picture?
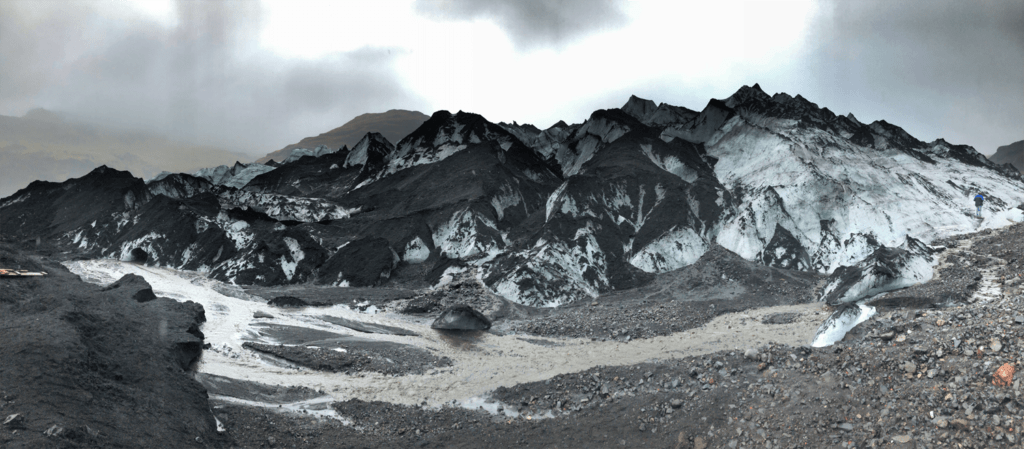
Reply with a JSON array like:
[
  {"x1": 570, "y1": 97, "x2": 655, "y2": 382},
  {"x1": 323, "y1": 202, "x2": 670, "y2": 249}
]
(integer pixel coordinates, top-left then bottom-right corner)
[{"x1": 1, "y1": 0, "x2": 1021, "y2": 156}]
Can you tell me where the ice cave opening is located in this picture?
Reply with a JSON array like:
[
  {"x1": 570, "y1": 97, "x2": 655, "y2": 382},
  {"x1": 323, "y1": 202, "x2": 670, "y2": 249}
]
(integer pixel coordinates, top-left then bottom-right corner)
[{"x1": 128, "y1": 248, "x2": 149, "y2": 264}]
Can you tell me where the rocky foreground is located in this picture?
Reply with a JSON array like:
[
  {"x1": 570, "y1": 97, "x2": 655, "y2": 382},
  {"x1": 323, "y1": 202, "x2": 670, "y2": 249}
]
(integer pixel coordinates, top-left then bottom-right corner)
[
  {"x1": 0, "y1": 239, "x2": 216, "y2": 448},
  {"x1": 4, "y1": 221, "x2": 1024, "y2": 448}
]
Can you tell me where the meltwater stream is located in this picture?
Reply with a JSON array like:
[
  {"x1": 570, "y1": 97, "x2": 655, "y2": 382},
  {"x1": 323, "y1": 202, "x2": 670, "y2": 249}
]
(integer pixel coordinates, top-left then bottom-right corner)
[{"x1": 63, "y1": 259, "x2": 826, "y2": 420}]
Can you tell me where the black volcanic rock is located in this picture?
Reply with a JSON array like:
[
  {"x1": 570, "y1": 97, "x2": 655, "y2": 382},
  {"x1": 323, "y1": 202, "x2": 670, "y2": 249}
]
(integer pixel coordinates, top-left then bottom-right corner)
[
  {"x1": 0, "y1": 165, "x2": 150, "y2": 251},
  {"x1": 268, "y1": 295, "x2": 325, "y2": 307},
  {"x1": 431, "y1": 305, "x2": 492, "y2": 330},
  {"x1": 377, "y1": 110, "x2": 533, "y2": 181},
  {"x1": 929, "y1": 138, "x2": 1017, "y2": 177},
  {"x1": 102, "y1": 273, "x2": 158, "y2": 303},
  {"x1": 0, "y1": 243, "x2": 216, "y2": 448},
  {"x1": 644, "y1": 102, "x2": 698, "y2": 126},
  {"x1": 146, "y1": 173, "x2": 214, "y2": 200},
  {"x1": 660, "y1": 98, "x2": 735, "y2": 143},
  {"x1": 244, "y1": 147, "x2": 355, "y2": 198},
  {"x1": 317, "y1": 237, "x2": 398, "y2": 287}
]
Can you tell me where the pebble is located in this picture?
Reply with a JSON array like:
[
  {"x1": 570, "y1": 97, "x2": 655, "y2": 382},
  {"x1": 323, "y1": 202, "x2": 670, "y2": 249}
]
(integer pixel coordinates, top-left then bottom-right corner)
[
  {"x1": 990, "y1": 339, "x2": 1003, "y2": 352},
  {"x1": 902, "y1": 361, "x2": 916, "y2": 374},
  {"x1": 744, "y1": 348, "x2": 758, "y2": 360}
]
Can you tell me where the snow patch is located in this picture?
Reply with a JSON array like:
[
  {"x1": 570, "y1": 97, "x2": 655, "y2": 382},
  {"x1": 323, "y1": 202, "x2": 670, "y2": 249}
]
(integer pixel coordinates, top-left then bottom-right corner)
[
  {"x1": 279, "y1": 237, "x2": 305, "y2": 281},
  {"x1": 403, "y1": 237, "x2": 430, "y2": 264}
]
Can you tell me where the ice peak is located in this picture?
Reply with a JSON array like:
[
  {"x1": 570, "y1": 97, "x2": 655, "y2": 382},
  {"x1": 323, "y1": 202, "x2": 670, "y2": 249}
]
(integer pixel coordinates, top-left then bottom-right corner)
[{"x1": 346, "y1": 132, "x2": 395, "y2": 168}]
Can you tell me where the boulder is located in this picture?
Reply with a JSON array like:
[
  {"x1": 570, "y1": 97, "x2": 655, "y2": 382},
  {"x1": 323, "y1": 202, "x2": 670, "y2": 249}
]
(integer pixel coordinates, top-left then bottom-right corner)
[
  {"x1": 102, "y1": 273, "x2": 157, "y2": 303},
  {"x1": 3, "y1": 413, "x2": 26, "y2": 429},
  {"x1": 431, "y1": 305, "x2": 492, "y2": 331},
  {"x1": 268, "y1": 296, "x2": 318, "y2": 307}
]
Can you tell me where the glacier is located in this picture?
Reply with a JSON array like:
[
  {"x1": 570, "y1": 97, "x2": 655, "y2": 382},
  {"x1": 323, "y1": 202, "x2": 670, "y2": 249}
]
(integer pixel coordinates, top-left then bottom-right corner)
[{"x1": 3, "y1": 84, "x2": 1023, "y2": 309}]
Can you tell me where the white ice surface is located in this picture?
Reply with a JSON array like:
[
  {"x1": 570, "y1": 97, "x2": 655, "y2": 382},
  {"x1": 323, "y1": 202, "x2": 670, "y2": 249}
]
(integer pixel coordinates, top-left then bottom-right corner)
[
  {"x1": 403, "y1": 236, "x2": 430, "y2": 264},
  {"x1": 706, "y1": 115, "x2": 1024, "y2": 274},
  {"x1": 811, "y1": 303, "x2": 876, "y2": 347},
  {"x1": 61, "y1": 259, "x2": 413, "y2": 379},
  {"x1": 209, "y1": 394, "x2": 348, "y2": 422}
]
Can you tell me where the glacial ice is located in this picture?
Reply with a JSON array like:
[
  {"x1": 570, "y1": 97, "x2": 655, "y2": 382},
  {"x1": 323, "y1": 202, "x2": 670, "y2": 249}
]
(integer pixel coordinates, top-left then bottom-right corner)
[{"x1": 811, "y1": 303, "x2": 876, "y2": 347}]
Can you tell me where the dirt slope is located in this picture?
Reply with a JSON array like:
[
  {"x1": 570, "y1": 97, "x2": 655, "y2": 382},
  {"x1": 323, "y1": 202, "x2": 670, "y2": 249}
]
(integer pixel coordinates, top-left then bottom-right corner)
[{"x1": 256, "y1": 110, "x2": 428, "y2": 164}]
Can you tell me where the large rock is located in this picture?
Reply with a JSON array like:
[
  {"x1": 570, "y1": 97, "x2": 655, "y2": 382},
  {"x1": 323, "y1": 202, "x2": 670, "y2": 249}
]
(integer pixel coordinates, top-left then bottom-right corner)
[
  {"x1": 268, "y1": 295, "x2": 324, "y2": 308},
  {"x1": 101, "y1": 273, "x2": 157, "y2": 303},
  {"x1": 431, "y1": 305, "x2": 492, "y2": 331}
]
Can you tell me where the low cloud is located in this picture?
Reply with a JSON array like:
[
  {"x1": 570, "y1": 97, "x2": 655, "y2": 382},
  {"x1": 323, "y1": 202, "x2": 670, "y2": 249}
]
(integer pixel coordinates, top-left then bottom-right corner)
[
  {"x1": 802, "y1": 0, "x2": 1024, "y2": 153},
  {"x1": 414, "y1": 0, "x2": 630, "y2": 50},
  {"x1": 0, "y1": 0, "x2": 423, "y2": 155}
]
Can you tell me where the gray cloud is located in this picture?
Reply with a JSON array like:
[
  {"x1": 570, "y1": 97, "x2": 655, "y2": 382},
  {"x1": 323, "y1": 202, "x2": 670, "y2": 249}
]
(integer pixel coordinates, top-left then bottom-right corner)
[
  {"x1": 0, "y1": 0, "x2": 424, "y2": 155},
  {"x1": 414, "y1": 0, "x2": 629, "y2": 50},
  {"x1": 798, "y1": 0, "x2": 1024, "y2": 153}
]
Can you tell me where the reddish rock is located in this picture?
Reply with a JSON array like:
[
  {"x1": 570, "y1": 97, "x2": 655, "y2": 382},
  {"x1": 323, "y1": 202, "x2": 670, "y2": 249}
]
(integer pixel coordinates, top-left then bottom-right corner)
[{"x1": 993, "y1": 363, "x2": 1015, "y2": 387}]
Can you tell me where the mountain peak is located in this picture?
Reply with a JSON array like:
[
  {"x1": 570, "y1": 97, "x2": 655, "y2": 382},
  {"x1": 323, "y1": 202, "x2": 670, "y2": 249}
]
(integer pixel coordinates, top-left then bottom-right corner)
[
  {"x1": 622, "y1": 95, "x2": 658, "y2": 122},
  {"x1": 725, "y1": 84, "x2": 771, "y2": 108},
  {"x1": 363, "y1": 131, "x2": 390, "y2": 144},
  {"x1": 22, "y1": 108, "x2": 66, "y2": 122},
  {"x1": 429, "y1": 110, "x2": 453, "y2": 120},
  {"x1": 346, "y1": 132, "x2": 395, "y2": 170},
  {"x1": 549, "y1": 120, "x2": 569, "y2": 130}
]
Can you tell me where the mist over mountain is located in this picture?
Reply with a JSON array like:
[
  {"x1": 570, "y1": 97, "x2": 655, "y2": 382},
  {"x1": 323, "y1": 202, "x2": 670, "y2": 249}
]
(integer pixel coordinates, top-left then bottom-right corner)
[
  {"x1": 256, "y1": 110, "x2": 429, "y2": 164},
  {"x1": 4, "y1": 85, "x2": 1022, "y2": 309},
  {"x1": 0, "y1": 109, "x2": 251, "y2": 197},
  {"x1": 988, "y1": 140, "x2": 1024, "y2": 173}
]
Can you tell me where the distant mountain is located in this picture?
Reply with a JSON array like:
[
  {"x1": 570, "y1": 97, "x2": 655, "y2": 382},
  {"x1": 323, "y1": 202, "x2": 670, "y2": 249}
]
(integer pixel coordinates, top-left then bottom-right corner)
[
  {"x1": 5, "y1": 86, "x2": 1023, "y2": 307},
  {"x1": 989, "y1": 140, "x2": 1024, "y2": 173},
  {"x1": 0, "y1": 108, "x2": 251, "y2": 197},
  {"x1": 256, "y1": 110, "x2": 429, "y2": 164}
]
